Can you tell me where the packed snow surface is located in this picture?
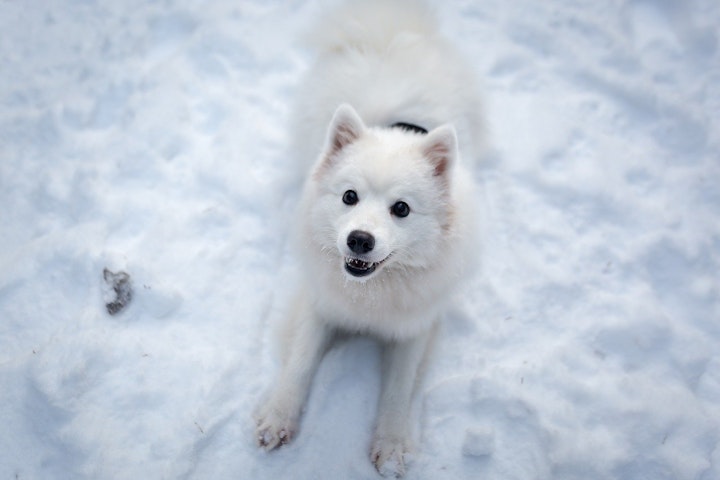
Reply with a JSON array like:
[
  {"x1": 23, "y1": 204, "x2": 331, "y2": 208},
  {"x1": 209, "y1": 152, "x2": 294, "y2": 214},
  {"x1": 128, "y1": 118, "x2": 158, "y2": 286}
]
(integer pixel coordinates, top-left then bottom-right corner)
[{"x1": 1, "y1": 0, "x2": 719, "y2": 479}]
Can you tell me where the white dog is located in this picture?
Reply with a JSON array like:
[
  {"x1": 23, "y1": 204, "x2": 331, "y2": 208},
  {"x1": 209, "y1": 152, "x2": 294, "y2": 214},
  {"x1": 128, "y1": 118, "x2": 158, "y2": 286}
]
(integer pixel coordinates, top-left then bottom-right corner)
[{"x1": 255, "y1": 0, "x2": 483, "y2": 476}]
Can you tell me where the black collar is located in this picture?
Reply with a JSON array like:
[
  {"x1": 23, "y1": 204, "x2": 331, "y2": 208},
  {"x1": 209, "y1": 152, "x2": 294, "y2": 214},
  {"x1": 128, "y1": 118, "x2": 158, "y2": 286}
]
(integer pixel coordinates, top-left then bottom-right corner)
[{"x1": 390, "y1": 122, "x2": 428, "y2": 135}]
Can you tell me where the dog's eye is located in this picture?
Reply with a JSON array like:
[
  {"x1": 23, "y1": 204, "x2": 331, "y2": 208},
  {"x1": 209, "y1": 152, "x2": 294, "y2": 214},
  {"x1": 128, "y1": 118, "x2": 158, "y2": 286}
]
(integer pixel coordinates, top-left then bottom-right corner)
[
  {"x1": 342, "y1": 190, "x2": 359, "y2": 206},
  {"x1": 391, "y1": 201, "x2": 410, "y2": 218}
]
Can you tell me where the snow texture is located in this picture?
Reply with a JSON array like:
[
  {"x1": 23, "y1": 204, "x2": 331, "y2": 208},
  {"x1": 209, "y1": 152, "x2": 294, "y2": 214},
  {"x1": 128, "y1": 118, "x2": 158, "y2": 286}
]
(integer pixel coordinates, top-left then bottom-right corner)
[
  {"x1": 1, "y1": 0, "x2": 719, "y2": 479},
  {"x1": 462, "y1": 426, "x2": 495, "y2": 458}
]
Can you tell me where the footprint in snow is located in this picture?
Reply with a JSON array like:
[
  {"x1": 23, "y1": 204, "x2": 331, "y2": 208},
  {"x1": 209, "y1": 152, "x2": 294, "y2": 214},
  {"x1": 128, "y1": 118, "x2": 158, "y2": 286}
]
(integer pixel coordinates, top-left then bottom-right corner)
[{"x1": 103, "y1": 268, "x2": 133, "y2": 315}]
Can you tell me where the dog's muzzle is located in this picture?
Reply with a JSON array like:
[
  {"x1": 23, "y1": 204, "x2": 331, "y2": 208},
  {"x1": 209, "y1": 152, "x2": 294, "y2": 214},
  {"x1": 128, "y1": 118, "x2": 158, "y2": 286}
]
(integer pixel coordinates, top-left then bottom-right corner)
[{"x1": 344, "y1": 230, "x2": 386, "y2": 277}]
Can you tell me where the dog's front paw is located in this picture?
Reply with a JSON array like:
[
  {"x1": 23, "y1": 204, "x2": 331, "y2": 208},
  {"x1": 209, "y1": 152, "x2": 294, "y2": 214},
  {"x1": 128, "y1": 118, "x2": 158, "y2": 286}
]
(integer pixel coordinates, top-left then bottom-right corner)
[
  {"x1": 371, "y1": 436, "x2": 409, "y2": 478},
  {"x1": 254, "y1": 406, "x2": 298, "y2": 451}
]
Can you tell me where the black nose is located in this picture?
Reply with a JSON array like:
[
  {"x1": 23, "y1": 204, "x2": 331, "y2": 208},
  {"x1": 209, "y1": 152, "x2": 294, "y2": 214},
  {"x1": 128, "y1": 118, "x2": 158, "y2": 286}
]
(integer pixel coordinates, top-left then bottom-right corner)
[{"x1": 347, "y1": 230, "x2": 375, "y2": 254}]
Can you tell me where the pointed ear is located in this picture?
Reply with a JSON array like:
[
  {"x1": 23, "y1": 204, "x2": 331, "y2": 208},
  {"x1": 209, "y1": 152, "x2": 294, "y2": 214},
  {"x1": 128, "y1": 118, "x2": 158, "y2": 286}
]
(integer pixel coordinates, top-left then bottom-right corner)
[
  {"x1": 325, "y1": 103, "x2": 365, "y2": 157},
  {"x1": 422, "y1": 125, "x2": 457, "y2": 178}
]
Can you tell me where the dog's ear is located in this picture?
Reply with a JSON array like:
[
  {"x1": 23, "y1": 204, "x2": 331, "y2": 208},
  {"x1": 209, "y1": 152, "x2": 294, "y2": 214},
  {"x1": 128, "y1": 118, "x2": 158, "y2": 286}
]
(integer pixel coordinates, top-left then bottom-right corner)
[
  {"x1": 314, "y1": 104, "x2": 365, "y2": 179},
  {"x1": 422, "y1": 125, "x2": 457, "y2": 178},
  {"x1": 325, "y1": 104, "x2": 365, "y2": 157}
]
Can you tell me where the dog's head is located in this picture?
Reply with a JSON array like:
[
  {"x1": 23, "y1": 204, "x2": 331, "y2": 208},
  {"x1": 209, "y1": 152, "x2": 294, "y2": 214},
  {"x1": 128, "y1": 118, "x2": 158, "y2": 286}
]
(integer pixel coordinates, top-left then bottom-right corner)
[{"x1": 306, "y1": 104, "x2": 458, "y2": 282}]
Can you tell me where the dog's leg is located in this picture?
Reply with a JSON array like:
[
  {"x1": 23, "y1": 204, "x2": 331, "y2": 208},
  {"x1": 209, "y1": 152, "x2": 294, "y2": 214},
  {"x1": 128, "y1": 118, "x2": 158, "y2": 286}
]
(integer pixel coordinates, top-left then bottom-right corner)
[
  {"x1": 254, "y1": 296, "x2": 332, "y2": 450},
  {"x1": 371, "y1": 327, "x2": 435, "y2": 477}
]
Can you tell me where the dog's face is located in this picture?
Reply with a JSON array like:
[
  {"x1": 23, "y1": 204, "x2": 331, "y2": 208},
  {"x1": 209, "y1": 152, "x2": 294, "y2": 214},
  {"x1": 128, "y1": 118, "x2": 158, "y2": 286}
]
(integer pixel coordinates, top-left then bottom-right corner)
[{"x1": 307, "y1": 104, "x2": 458, "y2": 282}]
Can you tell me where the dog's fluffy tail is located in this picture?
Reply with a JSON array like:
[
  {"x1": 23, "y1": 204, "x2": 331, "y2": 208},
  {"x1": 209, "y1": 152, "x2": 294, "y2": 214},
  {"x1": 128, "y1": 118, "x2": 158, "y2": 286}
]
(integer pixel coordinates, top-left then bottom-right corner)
[{"x1": 304, "y1": 0, "x2": 439, "y2": 53}]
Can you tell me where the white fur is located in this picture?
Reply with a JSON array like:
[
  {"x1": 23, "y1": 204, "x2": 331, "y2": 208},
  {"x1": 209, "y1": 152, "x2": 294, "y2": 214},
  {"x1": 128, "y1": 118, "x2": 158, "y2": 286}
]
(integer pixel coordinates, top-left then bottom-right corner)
[
  {"x1": 255, "y1": 1, "x2": 483, "y2": 476},
  {"x1": 291, "y1": 0, "x2": 484, "y2": 174}
]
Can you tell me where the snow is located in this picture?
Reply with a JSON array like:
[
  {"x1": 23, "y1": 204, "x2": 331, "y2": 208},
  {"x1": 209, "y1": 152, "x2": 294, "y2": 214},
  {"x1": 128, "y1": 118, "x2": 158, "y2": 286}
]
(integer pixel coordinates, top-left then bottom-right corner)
[
  {"x1": 1, "y1": 0, "x2": 718, "y2": 478},
  {"x1": 462, "y1": 426, "x2": 495, "y2": 458}
]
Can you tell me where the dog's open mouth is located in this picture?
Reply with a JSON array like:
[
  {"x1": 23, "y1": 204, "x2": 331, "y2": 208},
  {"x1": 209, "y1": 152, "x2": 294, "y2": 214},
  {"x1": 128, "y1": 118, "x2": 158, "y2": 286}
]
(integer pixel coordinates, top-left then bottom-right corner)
[
  {"x1": 344, "y1": 255, "x2": 390, "y2": 278},
  {"x1": 344, "y1": 257, "x2": 377, "y2": 277}
]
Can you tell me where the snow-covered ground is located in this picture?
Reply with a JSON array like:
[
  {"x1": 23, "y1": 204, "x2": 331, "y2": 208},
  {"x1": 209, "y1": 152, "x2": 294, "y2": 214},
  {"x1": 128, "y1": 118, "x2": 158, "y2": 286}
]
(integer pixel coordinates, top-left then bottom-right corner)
[{"x1": 1, "y1": 0, "x2": 719, "y2": 478}]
